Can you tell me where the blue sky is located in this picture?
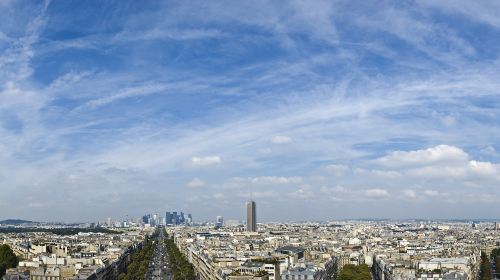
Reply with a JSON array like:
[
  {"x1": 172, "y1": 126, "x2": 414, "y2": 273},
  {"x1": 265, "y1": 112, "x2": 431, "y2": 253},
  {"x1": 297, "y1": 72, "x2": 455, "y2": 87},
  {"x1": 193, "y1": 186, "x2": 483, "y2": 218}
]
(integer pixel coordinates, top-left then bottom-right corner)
[{"x1": 1, "y1": 0, "x2": 500, "y2": 222}]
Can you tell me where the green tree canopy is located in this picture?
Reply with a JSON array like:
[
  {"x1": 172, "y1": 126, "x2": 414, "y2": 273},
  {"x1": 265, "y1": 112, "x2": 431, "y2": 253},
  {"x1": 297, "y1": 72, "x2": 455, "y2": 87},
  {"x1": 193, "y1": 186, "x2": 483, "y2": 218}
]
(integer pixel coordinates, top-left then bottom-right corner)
[
  {"x1": 491, "y1": 248, "x2": 500, "y2": 260},
  {"x1": 0, "y1": 244, "x2": 18, "y2": 277},
  {"x1": 338, "y1": 264, "x2": 371, "y2": 280},
  {"x1": 165, "y1": 231, "x2": 195, "y2": 280},
  {"x1": 480, "y1": 251, "x2": 491, "y2": 280}
]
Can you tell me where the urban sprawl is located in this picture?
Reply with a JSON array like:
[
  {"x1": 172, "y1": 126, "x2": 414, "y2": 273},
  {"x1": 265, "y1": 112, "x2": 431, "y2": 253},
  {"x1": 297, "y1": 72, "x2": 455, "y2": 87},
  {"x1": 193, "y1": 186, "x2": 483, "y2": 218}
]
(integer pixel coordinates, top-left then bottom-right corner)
[{"x1": 1, "y1": 201, "x2": 500, "y2": 280}]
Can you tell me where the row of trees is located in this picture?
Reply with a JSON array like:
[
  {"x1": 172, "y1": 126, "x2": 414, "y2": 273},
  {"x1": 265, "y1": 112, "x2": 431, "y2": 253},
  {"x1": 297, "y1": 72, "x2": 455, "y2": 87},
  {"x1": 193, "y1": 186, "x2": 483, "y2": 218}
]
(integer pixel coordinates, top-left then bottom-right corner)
[
  {"x1": 118, "y1": 234, "x2": 156, "y2": 280},
  {"x1": 480, "y1": 251, "x2": 491, "y2": 280},
  {"x1": 164, "y1": 233, "x2": 195, "y2": 280},
  {"x1": 0, "y1": 244, "x2": 18, "y2": 277},
  {"x1": 338, "y1": 264, "x2": 371, "y2": 280},
  {"x1": 492, "y1": 248, "x2": 500, "y2": 279}
]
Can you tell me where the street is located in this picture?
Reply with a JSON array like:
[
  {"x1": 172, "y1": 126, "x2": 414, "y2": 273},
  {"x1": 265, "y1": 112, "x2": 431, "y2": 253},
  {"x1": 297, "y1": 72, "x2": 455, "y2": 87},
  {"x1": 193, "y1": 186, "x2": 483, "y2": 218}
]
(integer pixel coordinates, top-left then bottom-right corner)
[{"x1": 146, "y1": 228, "x2": 171, "y2": 280}]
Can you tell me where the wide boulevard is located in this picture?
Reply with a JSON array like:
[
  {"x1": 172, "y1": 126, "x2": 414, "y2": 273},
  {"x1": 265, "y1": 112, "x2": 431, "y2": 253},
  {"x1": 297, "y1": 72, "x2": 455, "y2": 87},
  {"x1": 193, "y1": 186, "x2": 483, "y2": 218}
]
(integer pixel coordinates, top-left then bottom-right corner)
[{"x1": 146, "y1": 228, "x2": 171, "y2": 280}]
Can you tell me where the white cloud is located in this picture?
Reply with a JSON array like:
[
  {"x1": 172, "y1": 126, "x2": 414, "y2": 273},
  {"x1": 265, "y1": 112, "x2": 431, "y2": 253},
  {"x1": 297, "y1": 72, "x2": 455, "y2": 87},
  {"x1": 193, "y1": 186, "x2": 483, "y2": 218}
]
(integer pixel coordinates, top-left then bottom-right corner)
[
  {"x1": 371, "y1": 146, "x2": 500, "y2": 183},
  {"x1": 468, "y1": 160, "x2": 499, "y2": 176},
  {"x1": 271, "y1": 135, "x2": 292, "y2": 144},
  {"x1": 187, "y1": 156, "x2": 221, "y2": 167},
  {"x1": 370, "y1": 170, "x2": 402, "y2": 178},
  {"x1": 250, "y1": 176, "x2": 302, "y2": 185},
  {"x1": 407, "y1": 160, "x2": 500, "y2": 181},
  {"x1": 423, "y1": 190, "x2": 439, "y2": 197},
  {"x1": 363, "y1": 188, "x2": 389, "y2": 199},
  {"x1": 401, "y1": 189, "x2": 441, "y2": 199},
  {"x1": 288, "y1": 187, "x2": 314, "y2": 198},
  {"x1": 376, "y1": 145, "x2": 469, "y2": 166},
  {"x1": 187, "y1": 178, "x2": 206, "y2": 188},
  {"x1": 354, "y1": 168, "x2": 402, "y2": 178},
  {"x1": 402, "y1": 189, "x2": 417, "y2": 198}
]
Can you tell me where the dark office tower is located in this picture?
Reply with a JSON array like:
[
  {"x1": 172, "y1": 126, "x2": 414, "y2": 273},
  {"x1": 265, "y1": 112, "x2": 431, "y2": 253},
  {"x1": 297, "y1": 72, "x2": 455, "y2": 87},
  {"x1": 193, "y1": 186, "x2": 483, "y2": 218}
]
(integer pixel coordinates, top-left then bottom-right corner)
[
  {"x1": 165, "y1": 212, "x2": 173, "y2": 225},
  {"x1": 172, "y1": 212, "x2": 178, "y2": 225},
  {"x1": 216, "y1": 216, "x2": 224, "y2": 228},
  {"x1": 246, "y1": 201, "x2": 257, "y2": 232},
  {"x1": 142, "y1": 215, "x2": 149, "y2": 224},
  {"x1": 180, "y1": 212, "x2": 185, "y2": 224}
]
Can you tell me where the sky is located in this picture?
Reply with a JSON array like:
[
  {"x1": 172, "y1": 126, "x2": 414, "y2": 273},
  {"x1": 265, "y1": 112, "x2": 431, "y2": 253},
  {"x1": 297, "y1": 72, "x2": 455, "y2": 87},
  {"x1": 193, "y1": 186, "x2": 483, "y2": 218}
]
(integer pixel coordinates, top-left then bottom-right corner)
[{"x1": 1, "y1": 0, "x2": 500, "y2": 222}]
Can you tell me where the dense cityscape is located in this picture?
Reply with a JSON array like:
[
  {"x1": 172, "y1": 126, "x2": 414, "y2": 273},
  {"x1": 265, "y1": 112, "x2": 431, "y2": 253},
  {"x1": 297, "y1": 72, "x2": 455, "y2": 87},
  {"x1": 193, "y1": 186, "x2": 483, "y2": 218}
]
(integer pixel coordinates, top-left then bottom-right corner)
[
  {"x1": 1, "y1": 201, "x2": 500, "y2": 280},
  {"x1": 2, "y1": 1, "x2": 500, "y2": 280}
]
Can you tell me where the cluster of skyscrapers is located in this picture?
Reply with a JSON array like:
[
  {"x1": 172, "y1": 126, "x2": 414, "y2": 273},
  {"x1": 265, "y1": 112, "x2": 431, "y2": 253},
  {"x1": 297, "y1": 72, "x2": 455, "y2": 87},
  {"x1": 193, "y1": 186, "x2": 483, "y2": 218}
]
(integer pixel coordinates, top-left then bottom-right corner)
[
  {"x1": 142, "y1": 211, "x2": 193, "y2": 226},
  {"x1": 165, "y1": 211, "x2": 192, "y2": 225},
  {"x1": 143, "y1": 201, "x2": 255, "y2": 230}
]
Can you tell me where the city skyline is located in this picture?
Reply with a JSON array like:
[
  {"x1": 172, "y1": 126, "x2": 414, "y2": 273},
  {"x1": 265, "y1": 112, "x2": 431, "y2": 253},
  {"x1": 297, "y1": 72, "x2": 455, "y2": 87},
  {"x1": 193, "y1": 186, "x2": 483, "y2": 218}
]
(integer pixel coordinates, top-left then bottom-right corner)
[{"x1": 1, "y1": 1, "x2": 500, "y2": 221}]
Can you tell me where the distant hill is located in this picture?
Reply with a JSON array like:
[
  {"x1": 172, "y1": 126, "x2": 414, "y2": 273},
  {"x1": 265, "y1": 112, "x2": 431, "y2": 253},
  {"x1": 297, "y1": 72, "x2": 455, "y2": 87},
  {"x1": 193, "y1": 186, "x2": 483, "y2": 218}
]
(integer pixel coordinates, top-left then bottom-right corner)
[{"x1": 0, "y1": 219, "x2": 36, "y2": 225}]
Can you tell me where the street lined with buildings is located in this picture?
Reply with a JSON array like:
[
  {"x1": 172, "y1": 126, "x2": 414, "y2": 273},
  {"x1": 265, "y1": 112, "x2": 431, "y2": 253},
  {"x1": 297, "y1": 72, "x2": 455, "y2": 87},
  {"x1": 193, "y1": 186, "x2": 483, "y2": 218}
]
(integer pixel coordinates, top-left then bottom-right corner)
[{"x1": 146, "y1": 228, "x2": 171, "y2": 280}]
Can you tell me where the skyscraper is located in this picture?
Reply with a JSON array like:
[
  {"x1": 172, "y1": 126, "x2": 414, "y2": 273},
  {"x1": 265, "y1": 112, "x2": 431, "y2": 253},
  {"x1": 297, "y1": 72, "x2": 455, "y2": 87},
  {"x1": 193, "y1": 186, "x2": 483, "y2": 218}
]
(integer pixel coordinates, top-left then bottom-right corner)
[
  {"x1": 216, "y1": 216, "x2": 224, "y2": 228},
  {"x1": 172, "y1": 211, "x2": 178, "y2": 225},
  {"x1": 165, "y1": 212, "x2": 172, "y2": 225},
  {"x1": 143, "y1": 214, "x2": 151, "y2": 225},
  {"x1": 246, "y1": 201, "x2": 256, "y2": 232}
]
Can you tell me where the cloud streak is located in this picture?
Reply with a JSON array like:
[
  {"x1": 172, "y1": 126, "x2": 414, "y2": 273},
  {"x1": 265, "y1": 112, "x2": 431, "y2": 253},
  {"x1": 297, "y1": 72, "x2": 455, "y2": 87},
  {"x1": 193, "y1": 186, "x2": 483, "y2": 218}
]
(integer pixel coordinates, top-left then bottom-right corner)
[{"x1": 1, "y1": 1, "x2": 500, "y2": 221}]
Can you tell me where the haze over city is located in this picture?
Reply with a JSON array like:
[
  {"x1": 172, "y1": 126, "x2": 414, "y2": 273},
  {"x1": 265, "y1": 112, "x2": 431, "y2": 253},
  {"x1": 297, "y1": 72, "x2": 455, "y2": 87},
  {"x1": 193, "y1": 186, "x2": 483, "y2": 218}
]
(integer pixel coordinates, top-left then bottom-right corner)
[{"x1": 1, "y1": 0, "x2": 500, "y2": 222}]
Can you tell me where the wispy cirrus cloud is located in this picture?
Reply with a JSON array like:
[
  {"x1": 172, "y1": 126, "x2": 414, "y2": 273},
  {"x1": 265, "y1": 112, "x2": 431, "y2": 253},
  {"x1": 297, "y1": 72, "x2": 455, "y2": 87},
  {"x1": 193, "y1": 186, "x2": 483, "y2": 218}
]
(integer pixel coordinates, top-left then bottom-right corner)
[
  {"x1": 112, "y1": 28, "x2": 226, "y2": 43},
  {"x1": 418, "y1": 0, "x2": 500, "y2": 29},
  {"x1": 78, "y1": 83, "x2": 170, "y2": 109},
  {"x1": 1, "y1": 0, "x2": 500, "y2": 221}
]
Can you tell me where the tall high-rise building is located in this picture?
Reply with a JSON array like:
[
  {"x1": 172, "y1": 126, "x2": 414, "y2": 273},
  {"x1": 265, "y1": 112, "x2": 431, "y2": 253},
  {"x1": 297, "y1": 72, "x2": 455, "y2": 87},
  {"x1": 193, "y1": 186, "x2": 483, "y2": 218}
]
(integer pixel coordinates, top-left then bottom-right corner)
[
  {"x1": 172, "y1": 211, "x2": 178, "y2": 225},
  {"x1": 142, "y1": 214, "x2": 151, "y2": 224},
  {"x1": 216, "y1": 216, "x2": 224, "y2": 228},
  {"x1": 165, "y1": 212, "x2": 173, "y2": 225},
  {"x1": 246, "y1": 201, "x2": 256, "y2": 232}
]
